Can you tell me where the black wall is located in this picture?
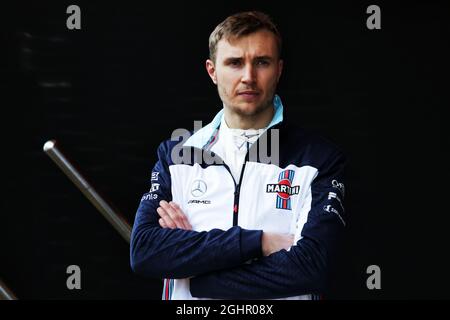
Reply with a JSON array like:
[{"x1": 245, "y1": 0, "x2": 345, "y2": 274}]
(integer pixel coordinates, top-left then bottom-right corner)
[{"x1": 1, "y1": 1, "x2": 448, "y2": 299}]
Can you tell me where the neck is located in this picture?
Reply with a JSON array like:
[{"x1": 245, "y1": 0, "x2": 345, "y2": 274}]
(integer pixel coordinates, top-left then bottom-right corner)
[{"x1": 224, "y1": 104, "x2": 274, "y2": 130}]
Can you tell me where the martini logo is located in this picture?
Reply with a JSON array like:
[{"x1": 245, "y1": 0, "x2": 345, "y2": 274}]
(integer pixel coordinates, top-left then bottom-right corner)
[{"x1": 266, "y1": 170, "x2": 300, "y2": 210}]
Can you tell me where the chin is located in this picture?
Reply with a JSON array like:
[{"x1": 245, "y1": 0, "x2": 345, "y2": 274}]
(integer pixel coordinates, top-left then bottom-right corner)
[
  {"x1": 234, "y1": 103, "x2": 262, "y2": 116},
  {"x1": 238, "y1": 98, "x2": 273, "y2": 115}
]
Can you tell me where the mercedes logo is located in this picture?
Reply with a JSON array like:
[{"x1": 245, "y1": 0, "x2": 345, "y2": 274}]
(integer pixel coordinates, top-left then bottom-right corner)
[{"x1": 191, "y1": 179, "x2": 207, "y2": 197}]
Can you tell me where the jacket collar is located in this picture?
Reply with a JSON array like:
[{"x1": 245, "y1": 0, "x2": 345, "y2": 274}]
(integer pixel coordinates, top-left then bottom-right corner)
[{"x1": 183, "y1": 94, "x2": 284, "y2": 149}]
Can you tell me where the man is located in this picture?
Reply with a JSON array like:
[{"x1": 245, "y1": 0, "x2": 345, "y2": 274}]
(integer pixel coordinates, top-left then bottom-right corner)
[{"x1": 130, "y1": 11, "x2": 346, "y2": 300}]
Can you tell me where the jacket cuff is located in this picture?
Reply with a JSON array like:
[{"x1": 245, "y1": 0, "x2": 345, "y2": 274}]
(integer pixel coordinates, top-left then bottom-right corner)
[{"x1": 240, "y1": 229, "x2": 263, "y2": 260}]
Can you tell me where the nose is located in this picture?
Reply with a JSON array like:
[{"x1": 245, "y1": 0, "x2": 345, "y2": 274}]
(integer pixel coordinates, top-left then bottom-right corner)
[{"x1": 241, "y1": 63, "x2": 256, "y2": 85}]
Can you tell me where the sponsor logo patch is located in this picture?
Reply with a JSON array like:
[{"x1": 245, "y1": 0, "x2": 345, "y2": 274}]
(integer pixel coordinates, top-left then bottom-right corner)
[
  {"x1": 191, "y1": 180, "x2": 207, "y2": 197},
  {"x1": 149, "y1": 183, "x2": 160, "y2": 193},
  {"x1": 331, "y1": 179, "x2": 345, "y2": 197},
  {"x1": 188, "y1": 200, "x2": 211, "y2": 204},
  {"x1": 151, "y1": 172, "x2": 160, "y2": 181},
  {"x1": 266, "y1": 170, "x2": 300, "y2": 210}
]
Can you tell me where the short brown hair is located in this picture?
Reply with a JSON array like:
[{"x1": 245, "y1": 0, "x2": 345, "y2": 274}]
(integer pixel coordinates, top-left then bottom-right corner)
[{"x1": 208, "y1": 11, "x2": 282, "y2": 62}]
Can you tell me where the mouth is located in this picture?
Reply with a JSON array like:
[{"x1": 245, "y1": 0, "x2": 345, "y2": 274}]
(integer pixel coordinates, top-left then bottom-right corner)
[{"x1": 237, "y1": 91, "x2": 260, "y2": 98}]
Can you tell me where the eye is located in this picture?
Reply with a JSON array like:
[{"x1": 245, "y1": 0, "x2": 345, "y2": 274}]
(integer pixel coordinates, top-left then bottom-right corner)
[
  {"x1": 256, "y1": 60, "x2": 270, "y2": 66},
  {"x1": 229, "y1": 59, "x2": 242, "y2": 67}
]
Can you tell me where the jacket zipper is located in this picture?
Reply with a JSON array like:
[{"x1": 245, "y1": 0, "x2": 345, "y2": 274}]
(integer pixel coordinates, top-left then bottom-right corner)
[
  {"x1": 233, "y1": 161, "x2": 247, "y2": 226},
  {"x1": 223, "y1": 147, "x2": 249, "y2": 226}
]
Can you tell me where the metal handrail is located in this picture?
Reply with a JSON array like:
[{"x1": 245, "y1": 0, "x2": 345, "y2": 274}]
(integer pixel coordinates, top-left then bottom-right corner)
[
  {"x1": 0, "y1": 279, "x2": 17, "y2": 300},
  {"x1": 43, "y1": 140, "x2": 131, "y2": 243}
]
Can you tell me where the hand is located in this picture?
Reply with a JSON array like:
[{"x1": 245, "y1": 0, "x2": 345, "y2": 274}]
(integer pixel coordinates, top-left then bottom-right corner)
[
  {"x1": 157, "y1": 200, "x2": 192, "y2": 230},
  {"x1": 261, "y1": 232, "x2": 294, "y2": 256}
]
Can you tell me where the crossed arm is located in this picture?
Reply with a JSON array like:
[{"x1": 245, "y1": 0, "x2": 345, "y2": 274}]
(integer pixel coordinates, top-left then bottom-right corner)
[
  {"x1": 130, "y1": 197, "x2": 293, "y2": 280},
  {"x1": 157, "y1": 200, "x2": 293, "y2": 257}
]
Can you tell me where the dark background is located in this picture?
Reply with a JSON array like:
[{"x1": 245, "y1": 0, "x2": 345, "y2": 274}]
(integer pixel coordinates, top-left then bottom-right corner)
[{"x1": 1, "y1": 1, "x2": 448, "y2": 299}]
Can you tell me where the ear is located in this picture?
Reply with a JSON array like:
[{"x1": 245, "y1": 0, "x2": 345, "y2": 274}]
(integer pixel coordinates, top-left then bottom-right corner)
[
  {"x1": 206, "y1": 59, "x2": 217, "y2": 84},
  {"x1": 277, "y1": 59, "x2": 284, "y2": 83}
]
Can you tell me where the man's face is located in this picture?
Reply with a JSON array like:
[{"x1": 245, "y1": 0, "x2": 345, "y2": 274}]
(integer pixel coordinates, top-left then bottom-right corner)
[{"x1": 206, "y1": 30, "x2": 283, "y2": 118}]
